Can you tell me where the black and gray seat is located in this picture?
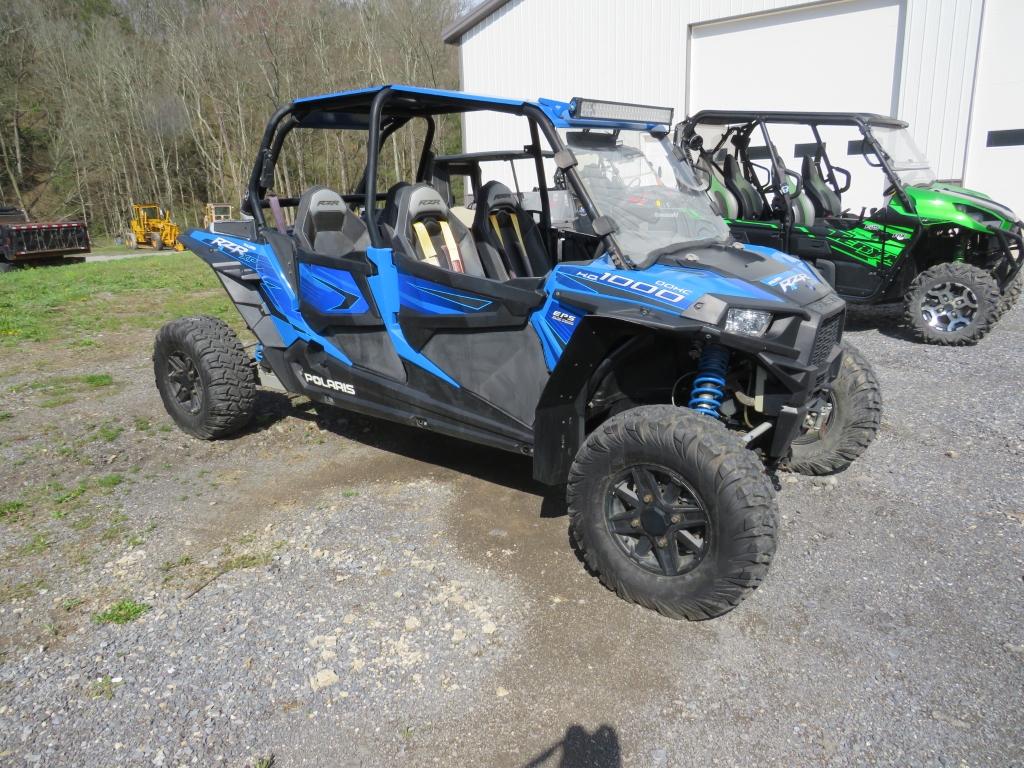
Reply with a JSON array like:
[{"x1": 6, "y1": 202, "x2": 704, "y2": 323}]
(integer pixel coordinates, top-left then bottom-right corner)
[
  {"x1": 770, "y1": 166, "x2": 816, "y2": 227},
  {"x1": 723, "y1": 155, "x2": 764, "y2": 220},
  {"x1": 697, "y1": 154, "x2": 740, "y2": 219},
  {"x1": 801, "y1": 155, "x2": 842, "y2": 217},
  {"x1": 472, "y1": 181, "x2": 550, "y2": 278},
  {"x1": 380, "y1": 182, "x2": 488, "y2": 278},
  {"x1": 293, "y1": 186, "x2": 369, "y2": 256}
]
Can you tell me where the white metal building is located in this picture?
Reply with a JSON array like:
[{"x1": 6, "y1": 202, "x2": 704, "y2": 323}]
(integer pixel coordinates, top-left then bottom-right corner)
[{"x1": 443, "y1": 0, "x2": 1024, "y2": 215}]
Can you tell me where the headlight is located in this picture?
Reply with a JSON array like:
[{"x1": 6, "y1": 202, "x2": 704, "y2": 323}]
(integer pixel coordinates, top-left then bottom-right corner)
[{"x1": 725, "y1": 308, "x2": 772, "y2": 336}]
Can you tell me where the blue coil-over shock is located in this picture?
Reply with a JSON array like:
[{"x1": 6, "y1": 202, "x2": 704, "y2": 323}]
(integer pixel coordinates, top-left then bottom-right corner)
[{"x1": 688, "y1": 344, "x2": 730, "y2": 418}]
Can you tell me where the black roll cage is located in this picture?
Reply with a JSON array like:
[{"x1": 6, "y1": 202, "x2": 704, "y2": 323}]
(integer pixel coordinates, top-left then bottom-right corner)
[
  {"x1": 242, "y1": 87, "x2": 627, "y2": 267},
  {"x1": 681, "y1": 110, "x2": 915, "y2": 213}
]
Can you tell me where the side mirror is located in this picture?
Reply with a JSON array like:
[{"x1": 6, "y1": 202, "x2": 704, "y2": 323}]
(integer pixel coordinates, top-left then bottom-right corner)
[{"x1": 687, "y1": 134, "x2": 704, "y2": 151}]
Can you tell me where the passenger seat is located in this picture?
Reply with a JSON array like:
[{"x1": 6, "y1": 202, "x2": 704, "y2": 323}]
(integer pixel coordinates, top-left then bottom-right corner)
[
  {"x1": 293, "y1": 186, "x2": 369, "y2": 256},
  {"x1": 472, "y1": 181, "x2": 551, "y2": 278},
  {"x1": 380, "y1": 183, "x2": 488, "y2": 278}
]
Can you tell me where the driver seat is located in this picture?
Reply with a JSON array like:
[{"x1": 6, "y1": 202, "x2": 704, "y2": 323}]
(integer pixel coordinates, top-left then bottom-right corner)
[
  {"x1": 723, "y1": 155, "x2": 764, "y2": 220},
  {"x1": 293, "y1": 186, "x2": 369, "y2": 256},
  {"x1": 472, "y1": 181, "x2": 550, "y2": 278},
  {"x1": 697, "y1": 154, "x2": 740, "y2": 219},
  {"x1": 801, "y1": 156, "x2": 842, "y2": 217}
]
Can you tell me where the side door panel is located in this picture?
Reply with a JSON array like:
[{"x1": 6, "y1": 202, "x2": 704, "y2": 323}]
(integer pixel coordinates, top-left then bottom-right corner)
[{"x1": 391, "y1": 255, "x2": 549, "y2": 426}]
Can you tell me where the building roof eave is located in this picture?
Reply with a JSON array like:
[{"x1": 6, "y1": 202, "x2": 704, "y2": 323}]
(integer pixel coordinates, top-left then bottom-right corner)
[{"x1": 442, "y1": 0, "x2": 515, "y2": 44}]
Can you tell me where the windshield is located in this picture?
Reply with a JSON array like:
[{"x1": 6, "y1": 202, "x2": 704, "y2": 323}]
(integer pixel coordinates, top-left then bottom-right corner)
[
  {"x1": 872, "y1": 126, "x2": 935, "y2": 186},
  {"x1": 562, "y1": 129, "x2": 731, "y2": 266}
]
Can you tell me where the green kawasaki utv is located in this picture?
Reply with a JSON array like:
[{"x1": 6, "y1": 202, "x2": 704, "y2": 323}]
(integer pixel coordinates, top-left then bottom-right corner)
[{"x1": 677, "y1": 111, "x2": 1022, "y2": 345}]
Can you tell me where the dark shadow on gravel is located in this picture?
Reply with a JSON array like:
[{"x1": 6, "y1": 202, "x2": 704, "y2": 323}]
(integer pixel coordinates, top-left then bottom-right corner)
[
  {"x1": 277, "y1": 399, "x2": 572, "y2": 510},
  {"x1": 521, "y1": 724, "x2": 621, "y2": 768},
  {"x1": 844, "y1": 303, "x2": 919, "y2": 342}
]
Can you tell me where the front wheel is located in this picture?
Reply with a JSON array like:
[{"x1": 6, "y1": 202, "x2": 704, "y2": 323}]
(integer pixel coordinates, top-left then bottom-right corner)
[
  {"x1": 153, "y1": 316, "x2": 256, "y2": 439},
  {"x1": 786, "y1": 342, "x2": 882, "y2": 476},
  {"x1": 568, "y1": 405, "x2": 777, "y2": 621},
  {"x1": 999, "y1": 270, "x2": 1022, "y2": 316},
  {"x1": 904, "y1": 262, "x2": 1000, "y2": 345}
]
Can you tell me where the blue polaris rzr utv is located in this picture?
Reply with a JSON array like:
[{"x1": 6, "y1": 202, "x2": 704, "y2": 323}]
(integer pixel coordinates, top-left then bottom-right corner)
[{"x1": 154, "y1": 86, "x2": 881, "y2": 620}]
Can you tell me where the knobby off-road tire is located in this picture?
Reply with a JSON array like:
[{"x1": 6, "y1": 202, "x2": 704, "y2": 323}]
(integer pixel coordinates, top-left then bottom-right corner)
[
  {"x1": 787, "y1": 342, "x2": 882, "y2": 476},
  {"x1": 568, "y1": 405, "x2": 777, "y2": 621},
  {"x1": 999, "y1": 270, "x2": 1022, "y2": 316},
  {"x1": 151, "y1": 233, "x2": 164, "y2": 251},
  {"x1": 904, "y1": 262, "x2": 1000, "y2": 345},
  {"x1": 153, "y1": 315, "x2": 255, "y2": 439}
]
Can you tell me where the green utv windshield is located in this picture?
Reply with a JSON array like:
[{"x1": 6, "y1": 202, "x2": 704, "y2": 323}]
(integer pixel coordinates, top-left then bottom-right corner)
[
  {"x1": 563, "y1": 129, "x2": 731, "y2": 265},
  {"x1": 872, "y1": 126, "x2": 935, "y2": 187}
]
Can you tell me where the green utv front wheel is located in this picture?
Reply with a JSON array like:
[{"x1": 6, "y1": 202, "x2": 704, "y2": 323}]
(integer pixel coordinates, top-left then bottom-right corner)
[
  {"x1": 904, "y1": 262, "x2": 1001, "y2": 345},
  {"x1": 999, "y1": 270, "x2": 1022, "y2": 316},
  {"x1": 567, "y1": 405, "x2": 777, "y2": 621},
  {"x1": 153, "y1": 316, "x2": 256, "y2": 439},
  {"x1": 786, "y1": 342, "x2": 882, "y2": 476}
]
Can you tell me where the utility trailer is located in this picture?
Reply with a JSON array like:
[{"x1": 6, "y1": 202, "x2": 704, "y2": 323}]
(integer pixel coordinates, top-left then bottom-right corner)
[{"x1": 0, "y1": 206, "x2": 91, "y2": 272}]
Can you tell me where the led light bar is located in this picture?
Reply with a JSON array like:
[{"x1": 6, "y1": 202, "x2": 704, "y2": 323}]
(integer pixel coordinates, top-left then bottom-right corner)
[{"x1": 569, "y1": 97, "x2": 674, "y2": 126}]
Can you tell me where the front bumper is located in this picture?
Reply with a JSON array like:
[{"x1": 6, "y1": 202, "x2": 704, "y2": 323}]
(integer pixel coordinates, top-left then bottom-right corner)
[
  {"x1": 989, "y1": 222, "x2": 1023, "y2": 285},
  {"x1": 724, "y1": 293, "x2": 847, "y2": 461}
]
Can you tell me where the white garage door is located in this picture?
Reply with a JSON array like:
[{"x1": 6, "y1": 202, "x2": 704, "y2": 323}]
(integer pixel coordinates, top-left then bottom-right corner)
[
  {"x1": 963, "y1": 2, "x2": 1024, "y2": 218},
  {"x1": 689, "y1": 0, "x2": 902, "y2": 212}
]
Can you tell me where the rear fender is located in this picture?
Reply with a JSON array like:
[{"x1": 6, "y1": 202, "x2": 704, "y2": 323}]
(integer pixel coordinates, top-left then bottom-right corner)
[{"x1": 179, "y1": 232, "x2": 288, "y2": 351}]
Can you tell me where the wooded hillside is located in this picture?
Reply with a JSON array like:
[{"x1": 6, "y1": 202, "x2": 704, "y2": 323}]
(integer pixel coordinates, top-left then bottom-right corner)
[{"x1": 0, "y1": 0, "x2": 461, "y2": 236}]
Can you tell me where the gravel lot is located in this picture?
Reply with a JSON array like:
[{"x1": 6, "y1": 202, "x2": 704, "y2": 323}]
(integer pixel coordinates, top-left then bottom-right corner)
[{"x1": 0, "y1": 300, "x2": 1022, "y2": 767}]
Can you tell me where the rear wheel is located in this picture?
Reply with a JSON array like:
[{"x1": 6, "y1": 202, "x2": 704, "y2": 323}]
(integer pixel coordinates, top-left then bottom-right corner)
[
  {"x1": 568, "y1": 405, "x2": 777, "y2": 621},
  {"x1": 786, "y1": 342, "x2": 881, "y2": 475},
  {"x1": 904, "y1": 262, "x2": 1000, "y2": 345},
  {"x1": 153, "y1": 316, "x2": 255, "y2": 439},
  {"x1": 151, "y1": 233, "x2": 164, "y2": 251}
]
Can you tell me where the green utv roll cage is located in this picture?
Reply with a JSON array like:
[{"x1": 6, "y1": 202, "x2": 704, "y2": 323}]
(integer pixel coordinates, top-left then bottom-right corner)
[{"x1": 677, "y1": 111, "x2": 1023, "y2": 345}]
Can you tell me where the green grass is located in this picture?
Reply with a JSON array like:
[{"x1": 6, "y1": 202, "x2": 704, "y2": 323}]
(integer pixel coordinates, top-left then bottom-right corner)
[
  {"x1": 96, "y1": 473, "x2": 123, "y2": 489},
  {"x1": 54, "y1": 482, "x2": 88, "y2": 505},
  {"x1": 0, "y1": 579, "x2": 47, "y2": 602},
  {"x1": 0, "y1": 251, "x2": 237, "y2": 346},
  {"x1": 10, "y1": 373, "x2": 116, "y2": 408},
  {"x1": 0, "y1": 411, "x2": 11, "y2": 421},
  {"x1": 21, "y1": 533, "x2": 50, "y2": 555},
  {"x1": 0, "y1": 500, "x2": 25, "y2": 519},
  {"x1": 95, "y1": 423, "x2": 123, "y2": 442},
  {"x1": 221, "y1": 552, "x2": 272, "y2": 571},
  {"x1": 159, "y1": 555, "x2": 193, "y2": 573},
  {"x1": 93, "y1": 599, "x2": 149, "y2": 625},
  {"x1": 86, "y1": 674, "x2": 121, "y2": 699},
  {"x1": 62, "y1": 596, "x2": 85, "y2": 611}
]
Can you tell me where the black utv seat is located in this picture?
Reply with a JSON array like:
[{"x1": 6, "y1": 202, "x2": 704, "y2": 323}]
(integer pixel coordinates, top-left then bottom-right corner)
[
  {"x1": 293, "y1": 186, "x2": 369, "y2": 256},
  {"x1": 802, "y1": 155, "x2": 842, "y2": 217},
  {"x1": 723, "y1": 155, "x2": 764, "y2": 220},
  {"x1": 472, "y1": 181, "x2": 551, "y2": 278},
  {"x1": 380, "y1": 182, "x2": 490, "y2": 278},
  {"x1": 697, "y1": 154, "x2": 740, "y2": 219}
]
